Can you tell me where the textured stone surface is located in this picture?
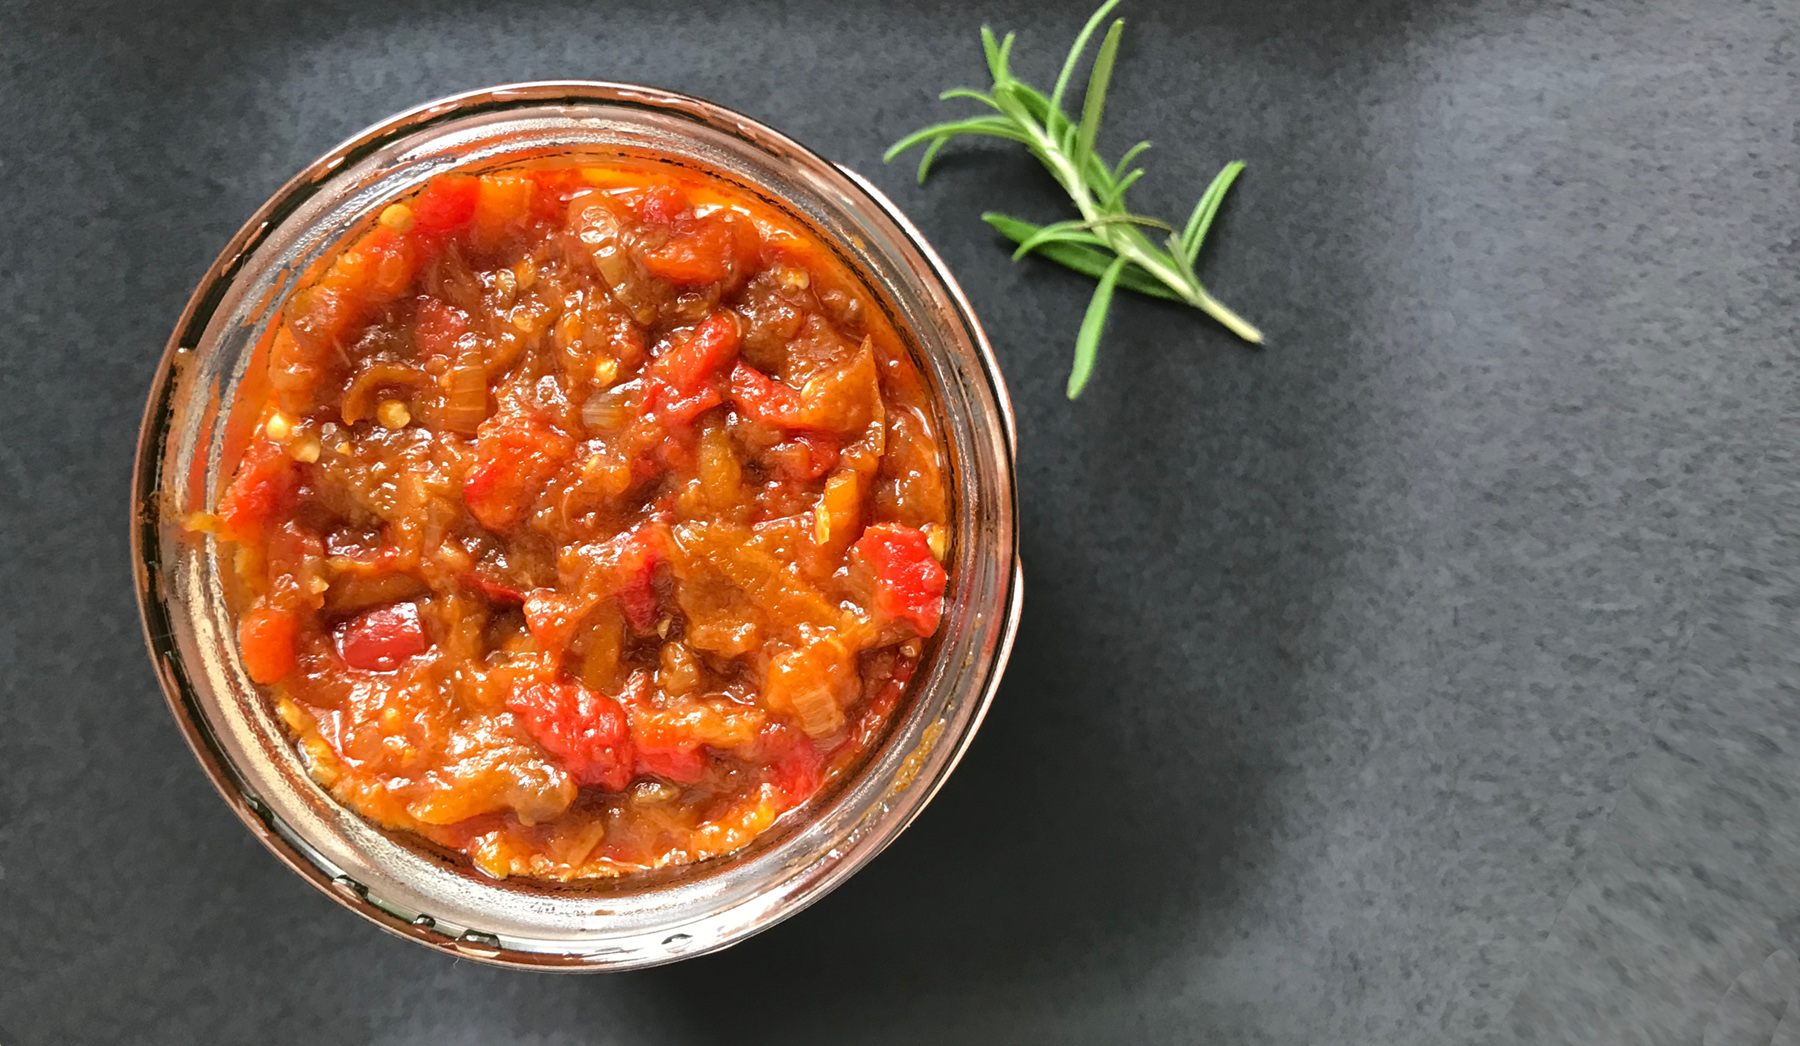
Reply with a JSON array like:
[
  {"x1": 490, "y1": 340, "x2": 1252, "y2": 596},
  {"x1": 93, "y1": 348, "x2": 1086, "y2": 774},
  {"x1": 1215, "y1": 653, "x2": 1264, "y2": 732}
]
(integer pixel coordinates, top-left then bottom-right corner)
[
  {"x1": 1503, "y1": 743, "x2": 1800, "y2": 1045},
  {"x1": 3, "y1": 0, "x2": 1800, "y2": 1042}
]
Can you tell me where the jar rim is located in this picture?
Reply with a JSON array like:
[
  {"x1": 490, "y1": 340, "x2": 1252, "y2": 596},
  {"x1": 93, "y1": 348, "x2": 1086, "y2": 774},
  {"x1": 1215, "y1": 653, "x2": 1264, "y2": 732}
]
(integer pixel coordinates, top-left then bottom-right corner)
[{"x1": 131, "y1": 81, "x2": 1022, "y2": 970}]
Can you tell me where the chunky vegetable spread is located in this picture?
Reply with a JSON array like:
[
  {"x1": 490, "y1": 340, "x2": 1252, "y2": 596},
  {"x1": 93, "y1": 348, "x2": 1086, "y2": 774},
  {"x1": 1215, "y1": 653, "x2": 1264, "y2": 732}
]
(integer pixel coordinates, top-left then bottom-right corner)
[{"x1": 199, "y1": 163, "x2": 950, "y2": 880}]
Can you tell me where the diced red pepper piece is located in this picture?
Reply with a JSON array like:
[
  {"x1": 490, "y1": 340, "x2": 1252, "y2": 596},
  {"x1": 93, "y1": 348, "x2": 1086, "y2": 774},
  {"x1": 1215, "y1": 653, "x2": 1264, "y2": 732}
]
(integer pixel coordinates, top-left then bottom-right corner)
[
  {"x1": 618, "y1": 574, "x2": 658, "y2": 634},
  {"x1": 632, "y1": 185, "x2": 690, "y2": 225},
  {"x1": 460, "y1": 571, "x2": 527, "y2": 605},
  {"x1": 471, "y1": 174, "x2": 535, "y2": 247},
  {"x1": 239, "y1": 605, "x2": 299, "y2": 684},
  {"x1": 218, "y1": 436, "x2": 300, "y2": 540},
  {"x1": 652, "y1": 433, "x2": 698, "y2": 473},
  {"x1": 642, "y1": 222, "x2": 734, "y2": 286},
  {"x1": 837, "y1": 670, "x2": 907, "y2": 759},
  {"x1": 284, "y1": 284, "x2": 357, "y2": 356},
  {"x1": 336, "y1": 601, "x2": 430, "y2": 672},
  {"x1": 646, "y1": 380, "x2": 723, "y2": 427},
  {"x1": 267, "y1": 325, "x2": 328, "y2": 413},
  {"x1": 265, "y1": 521, "x2": 326, "y2": 594},
  {"x1": 650, "y1": 313, "x2": 742, "y2": 395},
  {"x1": 508, "y1": 678, "x2": 635, "y2": 791},
  {"x1": 634, "y1": 745, "x2": 708, "y2": 785},
  {"x1": 409, "y1": 175, "x2": 481, "y2": 235},
  {"x1": 344, "y1": 225, "x2": 420, "y2": 302},
  {"x1": 615, "y1": 527, "x2": 663, "y2": 633},
  {"x1": 766, "y1": 432, "x2": 841, "y2": 481},
  {"x1": 414, "y1": 298, "x2": 470, "y2": 360},
  {"x1": 756, "y1": 721, "x2": 824, "y2": 809},
  {"x1": 853, "y1": 523, "x2": 948, "y2": 636},
  {"x1": 630, "y1": 448, "x2": 663, "y2": 486},
  {"x1": 463, "y1": 412, "x2": 576, "y2": 531},
  {"x1": 522, "y1": 588, "x2": 598, "y2": 671},
  {"x1": 548, "y1": 524, "x2": 664, "y2": 638},
  {"x1": 723, "y1": 213, "x2": 763, "y2": 275},
  {"x1": 527, "y1": 168, "x2": 588, "y2": 222},
  {"x1": 727, "y1": 361, "x2": 803, "y2": 427},
  {"x1": 730, "y1": 348, "x2": 882, "y2": 436},
  {"x1": 641, "y1": 213, "x2": 759, "y2": 288}
]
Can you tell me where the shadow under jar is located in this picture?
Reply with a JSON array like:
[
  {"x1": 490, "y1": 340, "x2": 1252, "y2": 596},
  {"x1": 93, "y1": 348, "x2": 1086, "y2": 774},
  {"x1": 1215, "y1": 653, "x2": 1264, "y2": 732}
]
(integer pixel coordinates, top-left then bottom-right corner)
[{"x1": 132, "y1": 82, "x2": 1020, "y2": 971}]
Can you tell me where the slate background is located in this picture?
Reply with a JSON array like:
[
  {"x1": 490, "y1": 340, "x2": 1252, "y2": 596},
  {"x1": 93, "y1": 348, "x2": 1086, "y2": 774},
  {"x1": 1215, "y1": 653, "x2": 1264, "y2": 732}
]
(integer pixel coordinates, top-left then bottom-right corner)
[{"x1": 4, "y1": 0, "x2": 1800, "y2": 1042}]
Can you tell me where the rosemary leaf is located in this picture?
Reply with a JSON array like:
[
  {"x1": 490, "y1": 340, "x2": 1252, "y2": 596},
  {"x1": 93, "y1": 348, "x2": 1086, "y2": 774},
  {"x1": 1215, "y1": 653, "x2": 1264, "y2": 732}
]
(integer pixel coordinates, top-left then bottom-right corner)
[
  {"x1": 1050, "y1": 0, "x2": 1125, "y2": 117},
  {"x1": 1074, "y1": 19, "x2": 1124, "y2": 164},
  {"x1": 1069, "y1": 256, "x2": 1127, "y2": 398},
  {"x1": 1180, "y1": 160, "x2": 1246, "y2": 263},
  {"x1": 984, "y1": 214, "x2": 1184, "y2": 302}
]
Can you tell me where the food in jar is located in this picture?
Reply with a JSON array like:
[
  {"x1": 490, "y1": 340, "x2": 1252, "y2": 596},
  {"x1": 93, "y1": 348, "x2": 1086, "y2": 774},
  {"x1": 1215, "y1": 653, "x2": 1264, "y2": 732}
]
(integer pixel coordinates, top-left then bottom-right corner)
[{"x1": 193, "y1": 162, "x2": 950, "y2": 880}]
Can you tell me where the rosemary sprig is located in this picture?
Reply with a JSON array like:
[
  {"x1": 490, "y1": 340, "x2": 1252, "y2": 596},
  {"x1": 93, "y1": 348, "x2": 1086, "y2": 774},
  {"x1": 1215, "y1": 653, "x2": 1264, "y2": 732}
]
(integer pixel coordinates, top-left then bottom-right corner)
[{"x1": 885, "y1": 0, "x2": 1262, "y2": 399}]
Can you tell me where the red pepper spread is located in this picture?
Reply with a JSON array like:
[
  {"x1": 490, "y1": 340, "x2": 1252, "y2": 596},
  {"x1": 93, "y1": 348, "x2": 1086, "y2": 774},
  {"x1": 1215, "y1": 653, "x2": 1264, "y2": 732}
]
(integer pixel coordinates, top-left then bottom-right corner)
[{"x1": 201, "y1": 162, "x2": 949, "y2": 880}]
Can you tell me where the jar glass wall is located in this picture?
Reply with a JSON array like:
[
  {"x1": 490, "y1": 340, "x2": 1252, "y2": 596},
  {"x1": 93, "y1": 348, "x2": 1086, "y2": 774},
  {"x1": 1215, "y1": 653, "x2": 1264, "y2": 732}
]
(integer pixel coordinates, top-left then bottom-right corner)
[{"x1": 132, "y1": 82, "x2": 1021, "y2": 970}]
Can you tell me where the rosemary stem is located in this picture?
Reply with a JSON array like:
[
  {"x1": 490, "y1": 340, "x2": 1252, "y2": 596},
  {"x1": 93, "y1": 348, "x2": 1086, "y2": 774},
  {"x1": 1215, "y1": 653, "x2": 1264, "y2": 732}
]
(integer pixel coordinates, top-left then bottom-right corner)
[
  {"x1": 1034, "y1": 124, "x2": 1260, "y2": 342},
  {"x1": 891, "y1": 0, "x2": 1266, "y2": 394},
  {"x1": 1192, "y1": 288, "x2": 1264, "y2": 344}
]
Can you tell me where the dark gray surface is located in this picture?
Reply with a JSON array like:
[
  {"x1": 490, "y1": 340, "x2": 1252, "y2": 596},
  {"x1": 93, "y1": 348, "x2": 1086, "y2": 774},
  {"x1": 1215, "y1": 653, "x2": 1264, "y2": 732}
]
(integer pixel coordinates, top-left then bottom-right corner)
[
  {"x1": 1506, "y1": 741, "x2": 1800, "y2": 1044},
  {"x1": 3, "y1": 0, "x2": 1799, "y2": 1042}
]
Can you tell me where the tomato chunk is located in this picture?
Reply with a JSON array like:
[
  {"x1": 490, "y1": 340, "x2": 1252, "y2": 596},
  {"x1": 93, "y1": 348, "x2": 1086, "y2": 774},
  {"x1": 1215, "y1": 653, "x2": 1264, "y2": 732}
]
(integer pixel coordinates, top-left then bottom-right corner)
[
  {"x1": 336, "y1": 601, "x2": 430, "y2": 671},
  {"x1": 239, "y1": 605, "x2": 298, "y2": 684},
  {"x1": 508, "y1": 679, "x2": 635, "y2": 791},
  {"x1": 853, "y1": 523, "x2": 948, "y2": 636},
  {"x1": 463, "y1": 412, "x2": 576, "y2": 531}
]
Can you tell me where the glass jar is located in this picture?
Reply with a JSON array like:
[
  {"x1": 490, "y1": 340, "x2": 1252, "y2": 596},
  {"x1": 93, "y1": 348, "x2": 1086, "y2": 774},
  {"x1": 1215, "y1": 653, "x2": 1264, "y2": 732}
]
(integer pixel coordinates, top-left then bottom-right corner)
[{"x1": 131, "y1": 82, "x2": 1021, "y2": 970}]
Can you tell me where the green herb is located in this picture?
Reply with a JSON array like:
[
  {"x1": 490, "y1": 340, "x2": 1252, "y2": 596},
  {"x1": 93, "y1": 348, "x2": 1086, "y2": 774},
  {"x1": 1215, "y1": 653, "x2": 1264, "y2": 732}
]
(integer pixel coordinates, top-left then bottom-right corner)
[{"x1": 885, "y1": 0, "x2": 1262, "y2": 399}]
